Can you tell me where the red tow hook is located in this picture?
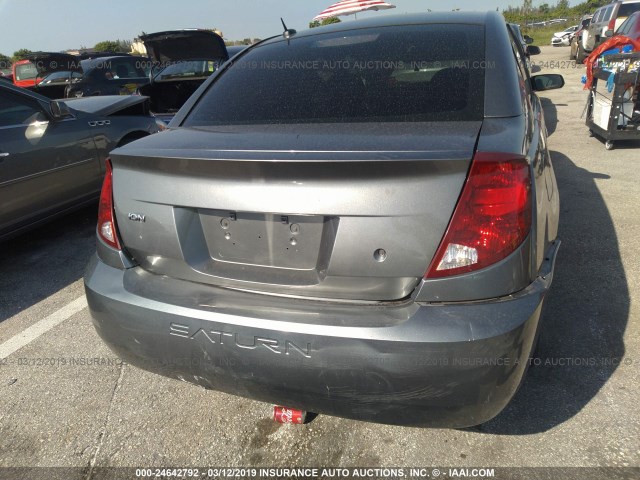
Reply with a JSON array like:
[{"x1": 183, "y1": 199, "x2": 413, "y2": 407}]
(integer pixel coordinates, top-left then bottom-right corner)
[{"x1": 273, "y1": 406, "x2": 308, "y2": 424}]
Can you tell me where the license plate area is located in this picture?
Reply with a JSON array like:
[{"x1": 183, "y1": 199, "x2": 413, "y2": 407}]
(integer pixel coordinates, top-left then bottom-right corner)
[{"x1": 199, "y1": 210, "x2": 327, "y2": 271}]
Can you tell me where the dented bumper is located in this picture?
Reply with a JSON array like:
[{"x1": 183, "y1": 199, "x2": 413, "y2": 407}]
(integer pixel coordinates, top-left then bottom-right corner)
[{"x1": 84, "y1": 241, "x2": 558, "y2": 428}]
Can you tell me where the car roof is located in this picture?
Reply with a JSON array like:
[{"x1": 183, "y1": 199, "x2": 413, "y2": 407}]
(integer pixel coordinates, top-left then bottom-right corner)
[
  {"x1": 259, "y1": 11, "x2": 491, "y2": 45},
  {"x1": 175, "y1": 10, "x2": 524, "y2": 122},
  {"x1": 81, "y1": 55, "x2": 148, "y2": 69}
]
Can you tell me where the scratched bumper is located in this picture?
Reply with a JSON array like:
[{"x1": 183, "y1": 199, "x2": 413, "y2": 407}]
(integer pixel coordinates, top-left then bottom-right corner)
[{"x1": 84, "y1": 244, "x2": 557, "y2": 428}]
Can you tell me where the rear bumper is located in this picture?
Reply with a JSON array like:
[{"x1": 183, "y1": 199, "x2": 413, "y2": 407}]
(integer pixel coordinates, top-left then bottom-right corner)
[{"x1": 84, "y1": 241, "x2": 559, "y2": 428}]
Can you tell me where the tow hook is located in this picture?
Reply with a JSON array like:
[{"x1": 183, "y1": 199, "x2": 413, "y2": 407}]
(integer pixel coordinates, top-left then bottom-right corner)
[{"x1": 273, "y1": 406, "x2": 308, "y2": 424}]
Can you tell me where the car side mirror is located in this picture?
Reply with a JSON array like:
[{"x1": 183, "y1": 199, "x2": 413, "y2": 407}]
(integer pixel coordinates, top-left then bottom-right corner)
[
  {"x1": 50, "y1": 100, "x2": 73, "y2": 119},
  {"x1": 532, "y1": 74, "x2": 565, "y2": 91},
  {"x1": 605, "y1": 29, "x2": 614, "y2": 37},
  {"x1": 524, "y1": 35, "x2": 534, "y2": 45},
  {"x1": 527, "y1": 45, "x2": 542, "y2": 56}
]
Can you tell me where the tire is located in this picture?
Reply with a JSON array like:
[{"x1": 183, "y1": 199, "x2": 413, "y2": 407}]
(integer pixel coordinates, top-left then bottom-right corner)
[{"x1": 605, "y1": 140, "x2": 614, "y2": 150}]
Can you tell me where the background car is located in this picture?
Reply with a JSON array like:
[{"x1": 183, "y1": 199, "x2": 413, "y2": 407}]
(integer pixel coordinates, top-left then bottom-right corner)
[
  {"x1": 551, "y1": 25, "x2": 579, "y2": 46},
  {"x1": 226, "y1": 45, "x2": 249, "y2": 58},
  {"x1": 609, "y1": 10, "x2": 640, "y2": 41},
  {"x1": 508, "y1": 23, "x2": 540, "y2": 69},
  {"x1": 30, "y1": 70, "x2": 84, "y2": 99},
  {"x1": 137, "y1": 30, "x2": 229, "y2": 120},
  {"x1": 570, "y1": 15, "x2": 593, "y2": 60},
  {"x1": 10, "y1": 52, "x2": 81, "y2": 91},
  {"x1": 85, "y1": 12, "x2": 564, "y2": 428},
  {"x1": 580, "y1": 0, "x2": 640, "y2": 60},
  {"x1": 11, "y1": 59, "x2": 39, "y2": 88},
  {"x1": 0, "y1": 81, "x2": 164, "y2": 241},
  {"x1": 64, "y1": 55, "x2": 150, "y2": 98}
]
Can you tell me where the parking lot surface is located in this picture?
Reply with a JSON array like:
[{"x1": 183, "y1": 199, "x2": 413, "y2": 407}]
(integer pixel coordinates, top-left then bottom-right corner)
[{"x1": 1, "y1": 46, "x2": 639, "y2": 474}]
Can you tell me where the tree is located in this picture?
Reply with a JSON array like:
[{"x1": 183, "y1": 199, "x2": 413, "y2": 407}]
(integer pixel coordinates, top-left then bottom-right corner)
[
  {"x1": 12, "y1": 49, "x2": 33, "y2": 62},
  {"x1": 93, "y1": 40, "x2": 131, "y2": 53},
  {"x1": 309, "y1": 16, "x2": 342, "y2": 28},
  {"x1": 0, "y1": 53, "x2": 11, "y2": 69}
]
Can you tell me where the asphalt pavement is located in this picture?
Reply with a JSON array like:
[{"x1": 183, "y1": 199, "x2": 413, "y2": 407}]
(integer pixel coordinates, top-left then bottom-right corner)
[{"x1": 0, "y1": 46, "x2": 638, "y2": 476}]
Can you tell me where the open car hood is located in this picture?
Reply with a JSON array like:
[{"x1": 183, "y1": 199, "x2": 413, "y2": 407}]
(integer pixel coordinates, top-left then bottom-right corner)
[
  {"x1": 25, "y1": 52, "x2": 82, "y2": 77},
  {"x1": 62, "y1": 95, "x2": 149, "y2": 116},
  {"x1": 141, "y1": 30, "x2": 229, "y2": 63}
]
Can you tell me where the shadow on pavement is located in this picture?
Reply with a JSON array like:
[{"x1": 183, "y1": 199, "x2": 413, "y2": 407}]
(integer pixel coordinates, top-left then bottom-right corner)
[
  {"x1": 540, "y1": 97, "x2": 558, "y2": 136},
  {"x1": 482, "y1": 149, "x2": 628, "y2": 434},
  {"x1": 0, "y1": 205, "x2": 97, "y2": 323}
]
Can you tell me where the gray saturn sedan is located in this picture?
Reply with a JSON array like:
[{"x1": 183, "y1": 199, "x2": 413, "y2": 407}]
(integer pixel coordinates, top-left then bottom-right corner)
[{"x1": 85, "y1": 12, "x2": 563, "y2": 427}]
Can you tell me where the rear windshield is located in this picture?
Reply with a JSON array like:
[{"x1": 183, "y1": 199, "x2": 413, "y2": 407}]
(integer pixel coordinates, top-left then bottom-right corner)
[
  {"x1": 85, "y1": 58, "x2": 149, "y2": 79},
  {"x1": 619, "y1": 2, "x2": 640, "y2": 17},
  {"x1": 184, "y1": 24, "x2": 486, "y2": 126},
  {"x1": 603, "y1": 5, "x2": 614, "y2": 20},
  {"x1": 155, "y1": 60, "x2": 219, "y2": 81},
  {"x1": 15, "y1": 63, "x2": 37, "y2": 81}
]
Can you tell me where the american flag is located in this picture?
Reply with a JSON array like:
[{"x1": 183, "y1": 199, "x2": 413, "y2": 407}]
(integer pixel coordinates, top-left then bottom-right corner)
[{"x1": 313, "y1": 0, "x2": 396, "y2": 21}]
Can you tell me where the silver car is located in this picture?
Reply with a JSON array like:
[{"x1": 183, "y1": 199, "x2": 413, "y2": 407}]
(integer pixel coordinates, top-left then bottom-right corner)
[
  {"x1": 85, "y1": 12, "x2": 564, "y2": 427},
  {"x1": 0, "y1": 81, "x2": 164, "y2": 241}
]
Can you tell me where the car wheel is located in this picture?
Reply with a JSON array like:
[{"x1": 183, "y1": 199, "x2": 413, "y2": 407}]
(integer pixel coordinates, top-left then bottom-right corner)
[
  {"x1": 605, "y1": 140, "x2": 614, "y2": 150},
  {"x1": 569, "y1": 41, "x2": 577, "y2": 60}
]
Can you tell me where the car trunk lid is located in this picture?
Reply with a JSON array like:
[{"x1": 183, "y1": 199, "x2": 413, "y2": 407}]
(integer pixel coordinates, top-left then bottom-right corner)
[
  {"x1": 111, "y1": 122, "x2": 481, "y2": 302},
  {"x1": 140, "y1": 30, "x2": 229, "y2": 64},
  {"x1": 25, "y1": 52, "x2": 82, "y2": 77}
]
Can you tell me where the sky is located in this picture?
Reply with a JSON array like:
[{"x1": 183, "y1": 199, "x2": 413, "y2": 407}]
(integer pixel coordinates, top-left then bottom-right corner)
[{"x1": 1, "y1": 0, "x2": 524, "y2": 56}]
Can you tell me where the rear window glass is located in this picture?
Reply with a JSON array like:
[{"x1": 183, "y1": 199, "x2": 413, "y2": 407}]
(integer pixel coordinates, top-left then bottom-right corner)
[
  {"x1": 619, "y1": 2, "x2": 640, "y2": 17},
  {"x1": 15, "y1": 63, "x2": 37, "y2": 81},
  {"x1": 604, "y1": 6, "x2": 614, "y2": 20},
  {"x1": 86, "y1": 58, "x2": 148, "y2": 80},
  {"x1": 593, "y1": 9, "x2": 603, "y2": 23},
  {"x1": 184, "y1": 24, "x2": 486, "y2": 126},
  {"x1": 155, "y1": 60, "x2": 219, "y2": 81}
]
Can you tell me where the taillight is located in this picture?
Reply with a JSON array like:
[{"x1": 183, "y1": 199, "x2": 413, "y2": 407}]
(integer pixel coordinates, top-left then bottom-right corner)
[
  {"x1": 97, "y1": 159, "x2": 121, "y2": 250},
  {"x1": 607, "y1": 18, "x2": 616, "y2": 31},
  {"x1": 425, "y1": 152, "x2": 532, "y2": 279}
]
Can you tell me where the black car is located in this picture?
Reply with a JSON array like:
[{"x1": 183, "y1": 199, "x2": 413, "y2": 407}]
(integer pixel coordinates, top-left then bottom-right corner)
[
  {"x1": 65, "y1": 56, "x2": 150, "y2": 98},
  {"x1": 0, "y1": 81, "x2": 164, "y2": 240},
  {"x1": 22, "y1": 52, "x2": 83, "y2": 99},
  {"x1": 31, "y1": 70, "x2": 84, "y2": 99},
  {"x1": 138, "y1": 30, "x2": 229, "y2": 119}
]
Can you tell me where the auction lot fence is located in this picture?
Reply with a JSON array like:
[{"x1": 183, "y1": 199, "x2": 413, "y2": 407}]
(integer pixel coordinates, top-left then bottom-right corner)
[{"x1": 0, "y1": 467, "x2": 637, "y2": 480}]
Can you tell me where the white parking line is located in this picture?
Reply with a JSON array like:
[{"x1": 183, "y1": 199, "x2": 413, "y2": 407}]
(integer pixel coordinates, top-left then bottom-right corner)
[{"x1": 0, "y1": 296, "x2": 87, "y2": 359}]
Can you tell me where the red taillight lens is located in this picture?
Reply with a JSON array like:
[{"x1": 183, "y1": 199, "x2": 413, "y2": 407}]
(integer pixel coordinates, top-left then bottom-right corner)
[
  {"x1": 425, "y1": 152, "x2": 532, "y2": 279},
  {"x1": 607, "y1": 18, "x2": 616, "y2": 31},
  {"x1": 97, "y1": 159, "x2": 121, "y2": 250}
]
